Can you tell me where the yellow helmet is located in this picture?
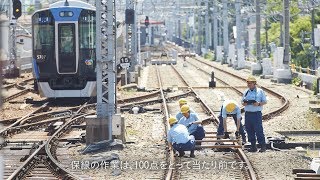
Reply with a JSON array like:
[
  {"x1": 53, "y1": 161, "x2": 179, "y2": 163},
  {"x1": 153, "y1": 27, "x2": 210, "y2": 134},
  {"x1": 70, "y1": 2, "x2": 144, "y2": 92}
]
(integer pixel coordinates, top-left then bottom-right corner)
[
  {"x1": 168, "y1": 117, "x2": 178, "y2": 125},
  {"x1": 226, "y1": 102, "x2": 236, "y2": 113},
  {"x1": 178, "y1": 98, "x2": 187, "y2": 105},
  {"x1": 180, "y1": 104, "x2": 190, "y2": 114},
  {"x1": 246, "y1": 75, "x2": 257, "y2": 82}
]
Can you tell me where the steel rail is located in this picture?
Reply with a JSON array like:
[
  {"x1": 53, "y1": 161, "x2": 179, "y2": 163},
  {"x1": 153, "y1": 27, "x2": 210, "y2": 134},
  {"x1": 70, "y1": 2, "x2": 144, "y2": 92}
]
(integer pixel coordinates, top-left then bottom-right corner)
[
  {"x1": 119, "y1": 91, "x2": 192, "y2": 108},
  {"x1": 117, "y1": 90, "x2": 161, "y2": 103},
  {"x1": 44, "y1": 103, "x2": 95, "y2": 179},
  {"x1": 155, "y1": 65, "x2": 174, "y2": 180}
]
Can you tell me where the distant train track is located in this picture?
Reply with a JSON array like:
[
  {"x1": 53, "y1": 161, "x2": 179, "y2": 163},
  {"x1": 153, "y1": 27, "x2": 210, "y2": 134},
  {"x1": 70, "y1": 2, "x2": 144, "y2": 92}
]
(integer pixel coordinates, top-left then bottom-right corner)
[
  {"x1": 188, "y1": 57, "x2": 289, "y2": 121},
  {"x1": 2, "y1": 78, "x2": 34, "y2": 103},
  {"x1": 166, "y1": 42, "x2": 289, "y2": 121}
]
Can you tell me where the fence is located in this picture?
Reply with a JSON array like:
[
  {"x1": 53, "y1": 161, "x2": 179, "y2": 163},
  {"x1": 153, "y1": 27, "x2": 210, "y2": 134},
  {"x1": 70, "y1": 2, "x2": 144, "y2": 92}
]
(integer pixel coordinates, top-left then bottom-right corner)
[{"x1": 290, "y1": 64, "x2": 318, "y2": 76}]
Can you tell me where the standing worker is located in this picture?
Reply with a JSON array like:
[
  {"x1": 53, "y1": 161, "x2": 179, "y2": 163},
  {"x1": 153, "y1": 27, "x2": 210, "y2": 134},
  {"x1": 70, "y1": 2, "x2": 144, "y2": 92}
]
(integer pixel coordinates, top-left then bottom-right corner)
[
  {"x1": 217, "y1": 100, "x2": 247, "y2": 144},
  {"x1": 242, "y1": 76, "x2": 267, "y2": 152},
  {"x1": 179, "y1": 105, "x2": 205, "y2": 140},
  {"x1": 167, "y1": 117, "x2": 196, "y2": 158},
  {"x1": 176, "y1": 98, "x2": 194, "y2": 121}
]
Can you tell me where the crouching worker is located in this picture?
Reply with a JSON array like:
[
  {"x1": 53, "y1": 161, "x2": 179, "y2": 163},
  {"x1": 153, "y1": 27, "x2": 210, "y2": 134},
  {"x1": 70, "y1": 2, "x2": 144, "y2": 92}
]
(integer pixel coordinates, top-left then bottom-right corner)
[
  {"x1": 217, "y1": 100, "x2": 247, "y2": 144},
  {"x1": 179, "y1": 105, "x2": 205, "y2": 140},
  {"x1": 167, "y1": 117, "x2": 196, "y2": 158}
]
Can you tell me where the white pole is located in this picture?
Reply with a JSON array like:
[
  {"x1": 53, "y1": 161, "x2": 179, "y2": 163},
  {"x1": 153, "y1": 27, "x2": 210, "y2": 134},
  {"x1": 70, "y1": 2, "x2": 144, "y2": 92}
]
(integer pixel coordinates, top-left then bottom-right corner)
[{"x1": 137, "y1": 24, "x2": 141, "y2": 65}]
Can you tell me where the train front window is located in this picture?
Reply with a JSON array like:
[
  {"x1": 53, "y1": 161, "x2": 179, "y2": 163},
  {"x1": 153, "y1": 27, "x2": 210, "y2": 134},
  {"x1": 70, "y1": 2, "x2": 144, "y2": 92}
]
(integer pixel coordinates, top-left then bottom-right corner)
[
  {"x1": 32, "y1": 10, "x2": 54, "y2": 51},
  {"x1": 33, "y1": 25, "x2": 54, "y2": 50},
  {"x1": 58, "y1": 24, "x2": 75, "y2": 54}
]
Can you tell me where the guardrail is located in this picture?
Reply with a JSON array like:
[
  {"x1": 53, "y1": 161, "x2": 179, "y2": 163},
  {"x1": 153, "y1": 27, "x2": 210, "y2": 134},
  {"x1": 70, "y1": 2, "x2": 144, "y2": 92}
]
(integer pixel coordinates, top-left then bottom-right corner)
[{"x1": 290, "y1": 64, "x2": 318, "y2": 76}]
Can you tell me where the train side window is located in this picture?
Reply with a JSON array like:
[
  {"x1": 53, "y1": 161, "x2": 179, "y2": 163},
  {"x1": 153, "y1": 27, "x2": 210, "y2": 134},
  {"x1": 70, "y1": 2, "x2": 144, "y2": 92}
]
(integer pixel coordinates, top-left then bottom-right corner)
[{"x1": 79, "y1": 10, "x2": 96, "y2": 50}]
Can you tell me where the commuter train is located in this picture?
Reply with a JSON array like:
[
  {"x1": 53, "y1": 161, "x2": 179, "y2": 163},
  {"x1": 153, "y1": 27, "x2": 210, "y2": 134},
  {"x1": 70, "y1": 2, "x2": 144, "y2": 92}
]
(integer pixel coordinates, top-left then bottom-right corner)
[{"x1": 32, "y1": 0, "x2": 123, "y2": 98}]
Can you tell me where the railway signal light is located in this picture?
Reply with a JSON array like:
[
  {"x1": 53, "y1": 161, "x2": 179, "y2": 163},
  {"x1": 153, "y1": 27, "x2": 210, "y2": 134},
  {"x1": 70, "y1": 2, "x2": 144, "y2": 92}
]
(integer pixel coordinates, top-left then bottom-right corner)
[
  {"x1": 12, "y1": 0, "x2": 22, "y2": 19},
  {"x1": 125, "y1": 9, "x2": 134, "y2": 24},
  {"x1": 145, "y1": 16, "x2": 149, "y2": 27}
]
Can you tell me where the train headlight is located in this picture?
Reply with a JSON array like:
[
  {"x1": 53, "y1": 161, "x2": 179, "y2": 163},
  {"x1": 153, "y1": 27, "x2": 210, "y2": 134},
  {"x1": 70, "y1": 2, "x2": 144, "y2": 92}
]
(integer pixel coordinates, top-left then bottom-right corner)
[{"x1": 59, "y1": 11, "x2": 73, "y2": 17}]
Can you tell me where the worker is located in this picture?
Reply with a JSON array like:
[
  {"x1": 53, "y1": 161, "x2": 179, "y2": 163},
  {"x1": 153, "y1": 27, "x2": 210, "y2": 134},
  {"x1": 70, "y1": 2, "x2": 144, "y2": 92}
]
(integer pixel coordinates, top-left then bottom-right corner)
[
  {"x1": 178, "y1": 105, "x2": 205, "y2": 140},
  {"x1": 167, "y1": 117, "x2": 195, "y2": 158},
  {"x1": 176, "y1": 98, "x2": 194, "y2": 121},
  {"x1": 241, "y1": 75, "x2": 267, "y2": 152},
  {"x1": 216, "y1": 100, "x2": 247, "y2": 144}
]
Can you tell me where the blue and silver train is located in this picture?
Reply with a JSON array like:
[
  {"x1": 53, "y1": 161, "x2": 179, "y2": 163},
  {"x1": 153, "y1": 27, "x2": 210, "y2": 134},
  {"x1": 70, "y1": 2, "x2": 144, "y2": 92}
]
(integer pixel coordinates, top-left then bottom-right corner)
[{"x1": 32, "y1": 0, "x2": 123, "y2": 98}]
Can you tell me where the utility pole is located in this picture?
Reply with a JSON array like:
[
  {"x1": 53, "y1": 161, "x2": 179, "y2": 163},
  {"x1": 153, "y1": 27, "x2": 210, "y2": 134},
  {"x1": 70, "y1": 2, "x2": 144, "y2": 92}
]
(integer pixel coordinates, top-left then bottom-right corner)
[
  {"x1": 192, "y1": 12, "x2": 196, "y2": 53},
  {"x1": 205, "y1": 0, "x2": 209, "y2": 52},
  {"x1": 197, "y1": 0, "x2": 202, "y2": 55},
  {"x1": 256, "y1": 0, "x2": 261, "y2": 63},
  {"x1": 279, "y1": 14, "x2": 284, "y2": 47},
  {"x1": 235, "y1": 0, "x2": 242, "y2": 68},
  {"x1": 133, "y1": 1, "x2": 138, "y2": 65},
  {"x1": 265, "y1": 18, "x2": 269, "y2": 56},
  {"x1": 235, "y1": 0, "x2": 241, "y2": 50},
  {"x1": 311, "y1": 0, "x2": 316, "y2": 70},
  {"x1": 283, "y1": 0, "x2": 290, "y2": 65},
  {"x1": 213, "y1": 0, "x2": 218, "y2": 59},
  {"x1": 222, "y1": 0, "x2": 228, "y2": 64},
  {"x1": 274, "y1": 0, "x2": 291, "y2": 83},
  {"x1": 192, "y1": 3, "x2": 196, "y2": 53},
  {"x1": 126, "y1": 0, "x2": 136, "y2": 72},
  {"x1": 8, "y1": 0, "x2": 18, "y2": 76},
  {"x1": 177, "y1": 0, "x2": 181, "y2": 41},
  {"x1": 93, "y1": 0, "x2": 116, "y2": 143},
  {"x1": 186, "y1": 13, "x2": 189, "y2": 47},
  {"x1": 178, "y1": 19, "x2": 181, "y2": 39},
  {"x1": 137, "y1": 23, "x2": 141, "y2": 65}
]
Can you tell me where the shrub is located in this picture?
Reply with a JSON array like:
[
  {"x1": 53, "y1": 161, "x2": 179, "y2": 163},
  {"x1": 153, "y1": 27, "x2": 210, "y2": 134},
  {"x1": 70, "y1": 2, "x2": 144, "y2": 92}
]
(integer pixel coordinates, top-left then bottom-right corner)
[{"x1": 292, "y1": 77, "x2": 302, "y2": 86}]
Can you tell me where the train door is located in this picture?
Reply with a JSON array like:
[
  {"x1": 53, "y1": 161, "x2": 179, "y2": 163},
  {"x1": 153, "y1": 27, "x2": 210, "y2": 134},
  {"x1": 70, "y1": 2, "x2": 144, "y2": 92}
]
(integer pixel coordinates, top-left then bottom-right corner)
[{"x1": 55, "y1": 22, "x2": 79, "y2": 74}]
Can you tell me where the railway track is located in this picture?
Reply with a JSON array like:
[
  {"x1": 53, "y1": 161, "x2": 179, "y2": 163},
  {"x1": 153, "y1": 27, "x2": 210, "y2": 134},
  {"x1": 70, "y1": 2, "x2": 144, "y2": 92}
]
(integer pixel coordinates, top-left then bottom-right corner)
[
  {"x1": 2, "y1": 78, "x2": 34, "y2": 103},
  {"x1": 166, "y1": 43, "x2": 289, "y2": 121},
  {"x1": 155, "y1": 64, "x2": 256, "y2": 180},
  {"x1": 2, "y1": 99, "x2": 95, "y2": 179},
  {"x1": 187, "y1": 57, "x2": 289, "y2": 120}
]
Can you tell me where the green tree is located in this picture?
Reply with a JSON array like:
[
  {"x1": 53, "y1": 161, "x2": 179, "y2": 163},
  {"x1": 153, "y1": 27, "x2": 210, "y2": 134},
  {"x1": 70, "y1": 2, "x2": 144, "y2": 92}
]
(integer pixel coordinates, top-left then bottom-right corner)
[
  {"x1": 27, "y1": 6, "x2": 35, "y2": 15},
  {"x1": 261, "y1": 0, "x2": 314, "y2": 68}
]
